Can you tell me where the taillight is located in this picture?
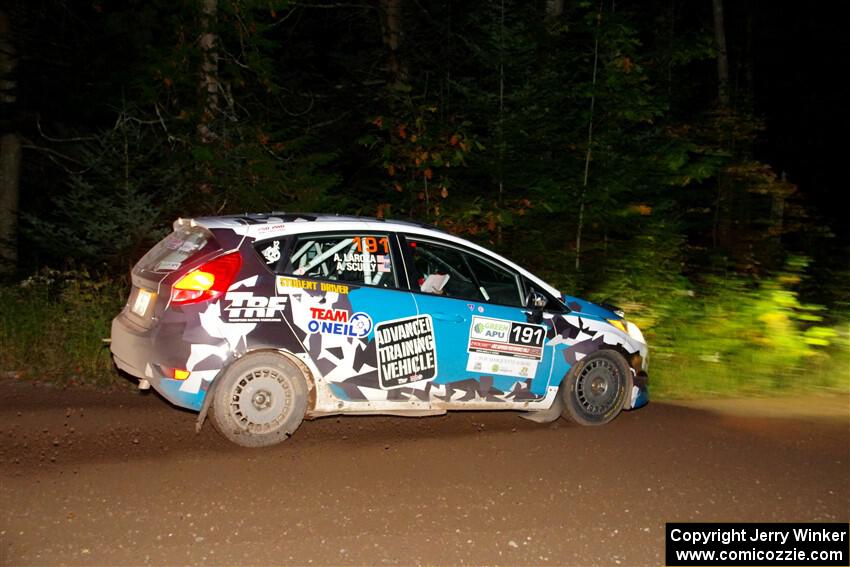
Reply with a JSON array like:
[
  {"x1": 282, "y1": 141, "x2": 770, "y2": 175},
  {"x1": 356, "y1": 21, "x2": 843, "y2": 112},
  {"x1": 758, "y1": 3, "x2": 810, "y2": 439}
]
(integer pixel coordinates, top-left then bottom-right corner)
[
  {"x1": 171, "y1": 252, "x2": 242, "y2": 305},
  {"x1": 160, "y1": 366, "x2": 190, "y2": 380}
]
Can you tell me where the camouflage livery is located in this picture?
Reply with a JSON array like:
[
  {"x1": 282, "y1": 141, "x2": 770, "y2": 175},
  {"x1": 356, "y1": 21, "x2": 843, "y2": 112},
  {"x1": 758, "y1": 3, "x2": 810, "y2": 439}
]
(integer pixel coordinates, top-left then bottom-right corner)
[{"x1": 111, "y1": 213, "x2": 648, "y2": 433}]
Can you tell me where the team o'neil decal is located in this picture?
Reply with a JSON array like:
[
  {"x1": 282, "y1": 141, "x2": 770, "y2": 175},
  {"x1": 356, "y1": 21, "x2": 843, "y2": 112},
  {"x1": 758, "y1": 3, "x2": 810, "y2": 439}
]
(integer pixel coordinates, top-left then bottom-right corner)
[
  {"x1": 307, "y1": 307, "x2": 373, "y2": 338},
  {"x1": 375, "y1": 315, "x2": 437, "y2": 389}
]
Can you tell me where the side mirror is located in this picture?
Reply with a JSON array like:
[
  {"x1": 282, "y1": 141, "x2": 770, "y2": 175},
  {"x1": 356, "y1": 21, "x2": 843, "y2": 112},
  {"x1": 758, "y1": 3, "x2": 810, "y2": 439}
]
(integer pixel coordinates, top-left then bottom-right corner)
[
  {"x1": 526, "y1": 290, "x2": 548, "y2": 310},
  {"x1": 525, "y1": 291, "x2": 547, "y2": 324},
  {"x1": 600, "y1": 300, "x2": 625, "y2": 318}
]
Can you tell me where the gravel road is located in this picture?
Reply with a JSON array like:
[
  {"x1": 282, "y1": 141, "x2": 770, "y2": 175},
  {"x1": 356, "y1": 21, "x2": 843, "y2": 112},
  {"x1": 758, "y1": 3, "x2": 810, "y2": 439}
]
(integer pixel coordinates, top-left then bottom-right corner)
[{"x1": 1, "y1": 379, "x2": 847, "y2": 566}]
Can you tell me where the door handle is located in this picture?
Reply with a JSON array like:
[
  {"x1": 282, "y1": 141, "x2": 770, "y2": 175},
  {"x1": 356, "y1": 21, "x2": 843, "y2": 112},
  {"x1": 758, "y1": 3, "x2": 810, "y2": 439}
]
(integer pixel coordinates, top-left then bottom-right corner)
[{"x1": 432, "y1": 312, "x2": 466, "y2": 324}]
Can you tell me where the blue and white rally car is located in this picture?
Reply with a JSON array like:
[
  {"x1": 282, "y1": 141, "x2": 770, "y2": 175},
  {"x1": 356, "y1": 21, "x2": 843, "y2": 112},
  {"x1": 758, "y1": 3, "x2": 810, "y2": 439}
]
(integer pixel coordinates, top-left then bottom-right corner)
[{"x1": 111, "y1": 214, "x2": 648, "y2": 447}]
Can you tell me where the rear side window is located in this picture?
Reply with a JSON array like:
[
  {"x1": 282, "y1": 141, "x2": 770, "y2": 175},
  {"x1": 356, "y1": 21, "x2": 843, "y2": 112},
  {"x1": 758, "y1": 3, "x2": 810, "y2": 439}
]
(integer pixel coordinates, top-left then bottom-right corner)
[
  {"x1": 280, "y1": 233, "x2": 399, "y2": 288},
  {"x1": 137, "y1": 226, "x2": 211, "y2": 273}
]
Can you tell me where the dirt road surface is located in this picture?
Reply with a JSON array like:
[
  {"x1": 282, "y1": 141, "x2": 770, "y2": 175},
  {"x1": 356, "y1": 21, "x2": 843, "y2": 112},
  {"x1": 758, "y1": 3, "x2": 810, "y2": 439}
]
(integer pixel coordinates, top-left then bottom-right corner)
[{"x1": 1, "y1": 379, "x2": 848, "y2": 566}]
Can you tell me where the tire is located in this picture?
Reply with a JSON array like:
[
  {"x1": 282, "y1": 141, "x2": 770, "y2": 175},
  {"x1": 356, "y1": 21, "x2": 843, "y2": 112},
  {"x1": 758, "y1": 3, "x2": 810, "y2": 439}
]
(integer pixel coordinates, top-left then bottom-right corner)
[
  {"x1": 209, "y1": 352, "x2": 308, "y2": 447},
  {"x1": 561, "y1": 350, "x2": 629, "y2": 426}
]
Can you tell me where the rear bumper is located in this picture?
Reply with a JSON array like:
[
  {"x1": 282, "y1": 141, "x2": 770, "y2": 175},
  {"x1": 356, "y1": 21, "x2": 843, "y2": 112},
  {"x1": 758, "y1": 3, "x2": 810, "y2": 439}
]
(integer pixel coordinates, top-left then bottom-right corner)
[
  {"x1": 110, "y1": 315, "x2": 152, "y2": 380},
  {"x1": 110, "y1": 313, "x2": 209, "y2": 411}
]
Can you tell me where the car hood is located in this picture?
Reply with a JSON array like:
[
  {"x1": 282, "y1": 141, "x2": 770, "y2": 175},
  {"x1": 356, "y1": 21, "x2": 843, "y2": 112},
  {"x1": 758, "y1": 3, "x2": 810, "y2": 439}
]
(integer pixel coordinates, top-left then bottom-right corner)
[{"x1": 561, "y1": 295, "x2": 620, "y2": 321}]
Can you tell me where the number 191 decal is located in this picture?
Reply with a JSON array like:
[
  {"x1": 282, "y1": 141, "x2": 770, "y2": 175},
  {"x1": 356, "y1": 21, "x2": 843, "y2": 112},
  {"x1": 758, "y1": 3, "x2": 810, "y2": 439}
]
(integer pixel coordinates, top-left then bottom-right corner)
[
  {"x1": 509, "y1": 322, "x2": 545, "y2": 348},
  {"x1": 466, "y1": 316, "x2": 545, "y2": 379},
  {"x1": 352, "y1": 236, "x2": 390, "y2": 254}
]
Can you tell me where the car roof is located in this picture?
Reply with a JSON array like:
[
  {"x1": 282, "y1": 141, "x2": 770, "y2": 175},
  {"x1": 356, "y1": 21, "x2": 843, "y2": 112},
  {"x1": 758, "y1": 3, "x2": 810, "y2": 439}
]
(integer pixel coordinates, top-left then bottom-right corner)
[
  {"x1": 186, "y1": 212, "x2": 439, "y2": 231},
  {"x1": 180, "y1": 213, "x2": 563, "y2": 299}
]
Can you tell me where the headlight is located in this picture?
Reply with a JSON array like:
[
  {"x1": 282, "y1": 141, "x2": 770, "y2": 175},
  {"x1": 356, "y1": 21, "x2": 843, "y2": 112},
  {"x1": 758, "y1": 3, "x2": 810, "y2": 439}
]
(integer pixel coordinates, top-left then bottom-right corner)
[
  {"x1": 625, "y1": 321, "x2": 645, "y2": 343},
  {"x1": 606, "y1": 318, "x2": 646, "y2": 344},
  {"x1": 606, "y1": 318, "x2": 627, "y2": 333}
]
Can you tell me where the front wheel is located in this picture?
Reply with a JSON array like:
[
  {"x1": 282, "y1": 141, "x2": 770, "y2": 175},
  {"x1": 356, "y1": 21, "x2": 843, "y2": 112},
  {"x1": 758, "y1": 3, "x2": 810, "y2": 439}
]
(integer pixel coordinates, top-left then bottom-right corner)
[
  {"x1": 561, "y1": 350, "x2": 629, "y2": 426},
  {"x1": 210, "y1": 352, "x2": 308, "y2": 447}
]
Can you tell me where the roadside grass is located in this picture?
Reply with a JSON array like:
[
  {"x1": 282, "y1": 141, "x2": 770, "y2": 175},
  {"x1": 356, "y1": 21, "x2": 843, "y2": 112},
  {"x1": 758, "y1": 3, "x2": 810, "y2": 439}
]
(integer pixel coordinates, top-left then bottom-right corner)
[
  {"x1": 650, "y1": 340, "x2": 850, "y2": 399},
  {"x1": 0, "y1": 270, "x2": 127, "y2": 386}
]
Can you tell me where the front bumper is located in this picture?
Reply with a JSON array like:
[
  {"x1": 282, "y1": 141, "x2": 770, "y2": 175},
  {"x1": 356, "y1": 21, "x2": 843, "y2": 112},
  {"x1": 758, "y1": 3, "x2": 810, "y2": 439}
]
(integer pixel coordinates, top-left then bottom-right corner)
[{"x1": 629, "y1": 371, "x2": 649, "y2": 409}]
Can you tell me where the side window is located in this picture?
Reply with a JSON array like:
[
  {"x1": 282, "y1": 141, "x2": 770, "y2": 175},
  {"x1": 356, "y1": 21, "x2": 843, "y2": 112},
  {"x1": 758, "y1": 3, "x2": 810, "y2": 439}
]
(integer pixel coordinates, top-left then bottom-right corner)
[
  {"x1": 407, "y1": 238, "x2": 523, "y2": 307},
  {"x1": 465, "y1": 254, "x2": 523, "y2": 307},
  {"x1": 280, "y1": 234, "x2": 398, "y2": 288},
  {"x1": 408, "y1": 240, "x2": 480, "y2": 299}
]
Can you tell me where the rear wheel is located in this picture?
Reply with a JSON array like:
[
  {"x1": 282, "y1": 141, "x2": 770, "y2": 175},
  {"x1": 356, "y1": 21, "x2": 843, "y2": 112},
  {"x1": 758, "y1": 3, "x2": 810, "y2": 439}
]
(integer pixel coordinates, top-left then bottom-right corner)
[
  {"x1": 210, "y1": 352, "x2": 308, "y2": 447},
  {"x1": 561, "y1": 350, "x2": 628, "y2": 426}
]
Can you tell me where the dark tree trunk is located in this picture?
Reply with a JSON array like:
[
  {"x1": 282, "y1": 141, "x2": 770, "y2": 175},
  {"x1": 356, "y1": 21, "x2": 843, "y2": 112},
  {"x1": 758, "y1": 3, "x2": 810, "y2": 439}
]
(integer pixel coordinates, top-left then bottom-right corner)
[
  {"x1": 380, "y1": 0, "x2": 406, "y2": 85},
  {"x1": 0, "y1": 10, "x2": 20, "y2": 274},
  {"x1": 712, "y1": 0, "x2": 730, "y2": 107},
  {"x1": 0, "y1": 133, "x2": 20, "y2": 274},
  {"x1": 198, "y1": 0, "x2": 219, "y2": 143},
  {"x1": 575, "y1": 5, "x2": 602, "y2": 272}
]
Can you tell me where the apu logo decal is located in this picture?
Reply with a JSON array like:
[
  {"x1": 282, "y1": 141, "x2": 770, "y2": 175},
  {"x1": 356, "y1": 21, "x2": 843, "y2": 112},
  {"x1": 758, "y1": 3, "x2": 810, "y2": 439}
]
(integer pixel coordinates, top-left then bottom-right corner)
[
  {"x1": 472, "y1": 319, "x2": 511, "y2": 340},
  {"x1": 224, "y1": 292, "x2": 288, "y2": 322},
  {"x1": 307, "y1": 308, "x2": 373, "y2": 338}
]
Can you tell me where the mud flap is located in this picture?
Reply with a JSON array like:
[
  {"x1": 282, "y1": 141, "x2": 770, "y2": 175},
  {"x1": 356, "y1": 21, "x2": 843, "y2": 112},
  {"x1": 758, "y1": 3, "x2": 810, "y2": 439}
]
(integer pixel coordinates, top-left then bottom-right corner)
[
  {"x1": 195, "y1": 384, "x2": 216, "y2": 433},
  {"x1": 519, "y1": 391, "x2": 564, "y2": 423}
]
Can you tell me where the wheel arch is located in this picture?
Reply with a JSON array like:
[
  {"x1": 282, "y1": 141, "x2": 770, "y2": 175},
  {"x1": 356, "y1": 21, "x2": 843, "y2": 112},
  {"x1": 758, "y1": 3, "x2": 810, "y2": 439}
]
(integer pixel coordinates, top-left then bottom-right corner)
[{"x1": 194, "y1": 347, "x2": 316, "y2": 433}]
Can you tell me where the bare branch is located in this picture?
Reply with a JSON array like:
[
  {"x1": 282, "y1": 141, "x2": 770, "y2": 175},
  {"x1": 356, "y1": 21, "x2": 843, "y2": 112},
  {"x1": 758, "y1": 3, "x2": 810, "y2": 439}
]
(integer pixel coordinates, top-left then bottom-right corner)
[
  {"x1": 292, "y1": 2, "x2": 376, "y2": 9},
  {"x1": 152, "y1": 103, "x2": 183, "y2": 146},
  {"x1": 21, "y1": 142, "x2": 84, "y2": 165},
  {"x1": 21, "y1": 142, "x2": 89, "y2": 175},
  {"x1": 36, "y1": 115, "x2": 97, "y2": 143},
  {"x1": 260, "y1": 144, "x2": 289, "y2": 162},
  {"x1": 281, "y1": 94, "x2": 315, "y2": 117},
  {"x1": 221, "y1": 45, "x2": 252, "y2": 70},
  {"x1": 270, "y1": 7, "x2": 300, "y2": 27}
]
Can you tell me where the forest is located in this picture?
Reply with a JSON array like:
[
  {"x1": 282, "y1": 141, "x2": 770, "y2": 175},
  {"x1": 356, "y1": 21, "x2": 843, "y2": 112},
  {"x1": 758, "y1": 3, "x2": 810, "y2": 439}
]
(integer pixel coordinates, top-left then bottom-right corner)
[{"x1": 0, "y1": 0, "x2": 847, "y2": 396}]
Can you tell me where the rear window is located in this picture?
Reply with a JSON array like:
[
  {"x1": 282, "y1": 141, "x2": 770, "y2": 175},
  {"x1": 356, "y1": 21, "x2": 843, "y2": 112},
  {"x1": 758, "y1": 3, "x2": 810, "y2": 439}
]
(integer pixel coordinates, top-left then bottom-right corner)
[{"x1": 137, "y1": 226, "x2": 211, "y2": 273}]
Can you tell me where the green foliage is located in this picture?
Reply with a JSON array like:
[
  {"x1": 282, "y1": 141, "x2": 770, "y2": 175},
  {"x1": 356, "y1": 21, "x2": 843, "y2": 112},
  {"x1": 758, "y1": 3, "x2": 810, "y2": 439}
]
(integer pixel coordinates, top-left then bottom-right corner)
[
  {"x1": 0, "y1": 271, "x2": 127, "y2": 386},
  {"x1": 592, "y1": 256, "x2": 848, "y2": 398},
  {"x1": 360, "y1": 97, "x2": 475, "y2": 221}
]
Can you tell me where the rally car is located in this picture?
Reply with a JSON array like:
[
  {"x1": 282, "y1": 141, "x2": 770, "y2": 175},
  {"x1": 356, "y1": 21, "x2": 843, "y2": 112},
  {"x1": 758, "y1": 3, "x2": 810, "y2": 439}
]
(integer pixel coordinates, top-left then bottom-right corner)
[{"x1": 111, "y1": 213, "x2": 649, "y2": 447}]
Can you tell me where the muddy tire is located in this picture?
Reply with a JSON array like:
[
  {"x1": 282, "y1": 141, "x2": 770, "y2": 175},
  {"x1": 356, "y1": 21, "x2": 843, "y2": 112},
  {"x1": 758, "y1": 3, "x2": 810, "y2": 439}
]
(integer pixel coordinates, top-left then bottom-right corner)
[
  {"x1": 561, "y1": 350, "x2": 628, "y2": 426},
  {"x1": 209, "y1": 352, "x2": 308, "y2": 447}
]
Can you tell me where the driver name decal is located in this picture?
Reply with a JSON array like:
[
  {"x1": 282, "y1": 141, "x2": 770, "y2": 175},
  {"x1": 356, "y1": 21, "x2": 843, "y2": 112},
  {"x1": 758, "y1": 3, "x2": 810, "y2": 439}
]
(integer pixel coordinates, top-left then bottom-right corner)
[{"x1": 375, "y1": 315, "x2": 437, "y2": 389}]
